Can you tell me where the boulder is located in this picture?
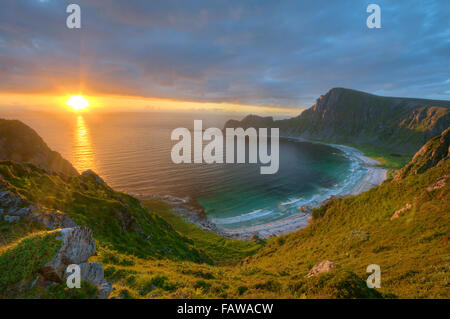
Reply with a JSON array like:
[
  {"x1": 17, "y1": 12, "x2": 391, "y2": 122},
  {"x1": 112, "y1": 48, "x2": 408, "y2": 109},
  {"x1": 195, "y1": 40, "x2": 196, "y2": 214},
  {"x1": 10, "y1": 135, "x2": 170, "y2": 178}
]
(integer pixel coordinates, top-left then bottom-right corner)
[
  {"x1": 390, "y1": 203, "x2": 412, "y2": 220},
  {"x1": 3, "y1": 215, "x2": 20, "y2": 223},
  {"x1": 38, "y1": 226, "x2": 112, "y2": 298},
  {"x1": 427, "y1": 175, "x2": 449, "y2": 191},
  {"x1": 98, "y1": 280, "x2": 113, "y2": 299},
  {"x1": 9, "y1": 206, "x2": 33, "y2": 218},
  {"x1": 78, "y1": 262, "x2": 104, "y2": 286},
  {"x1": 300, "y1": 205, "x2": 310, "y2": 213},
  {"x1": 39, "y1": 227, "x2": 96, "y2": 282},
  {"x1": 32, "y1": 210, "x2": 77, "y2": 229},
  {"x1": 306, "y1": 260, "x2": 335, "y2": 278}
]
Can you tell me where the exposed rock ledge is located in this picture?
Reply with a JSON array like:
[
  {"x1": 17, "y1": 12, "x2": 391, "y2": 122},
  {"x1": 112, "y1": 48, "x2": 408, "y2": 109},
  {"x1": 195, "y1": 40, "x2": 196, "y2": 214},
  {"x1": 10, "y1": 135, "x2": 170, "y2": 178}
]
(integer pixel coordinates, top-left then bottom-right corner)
[
  {"x1": 38, "y1": 227, "x2": 112, "y2": 299},
  {"x1": 306, "y1": 260, "x2": 335, "y2": 278},
  {"x1": 0, "y1": 185, "x2": 112, "y2": 298}
]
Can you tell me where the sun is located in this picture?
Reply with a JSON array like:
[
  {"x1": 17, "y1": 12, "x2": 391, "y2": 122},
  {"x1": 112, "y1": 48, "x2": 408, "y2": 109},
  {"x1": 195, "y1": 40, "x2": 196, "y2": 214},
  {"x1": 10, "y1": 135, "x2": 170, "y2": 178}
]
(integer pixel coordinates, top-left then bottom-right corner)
[{"x1": 66, "y1": 95, "x2": 90, "y2": 111}]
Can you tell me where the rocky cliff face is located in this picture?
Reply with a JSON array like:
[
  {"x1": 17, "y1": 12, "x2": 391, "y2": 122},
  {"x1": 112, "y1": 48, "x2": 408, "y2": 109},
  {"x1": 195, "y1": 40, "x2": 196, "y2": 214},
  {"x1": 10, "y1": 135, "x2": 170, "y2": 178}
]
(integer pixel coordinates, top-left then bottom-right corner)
[
  {"x1": 0, "y1": 119, "x2": 78, "y2": 176},
  {"x1": 395, "y1": 127, "x2": 450, "y2": 180},
  {"x1": 225, "y1": 88, "x2": 450, "y2": 154},
  {"x1": 39, "y1": 227, "x2": 112, "y2": 299}
]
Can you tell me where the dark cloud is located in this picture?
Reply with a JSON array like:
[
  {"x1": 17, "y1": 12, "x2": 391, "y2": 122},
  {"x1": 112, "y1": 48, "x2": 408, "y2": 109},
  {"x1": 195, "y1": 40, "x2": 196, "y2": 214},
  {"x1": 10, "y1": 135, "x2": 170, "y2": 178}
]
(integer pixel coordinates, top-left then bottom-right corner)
[{"x1": 0, "y1": 0, "x2": 449, "y2": 107}]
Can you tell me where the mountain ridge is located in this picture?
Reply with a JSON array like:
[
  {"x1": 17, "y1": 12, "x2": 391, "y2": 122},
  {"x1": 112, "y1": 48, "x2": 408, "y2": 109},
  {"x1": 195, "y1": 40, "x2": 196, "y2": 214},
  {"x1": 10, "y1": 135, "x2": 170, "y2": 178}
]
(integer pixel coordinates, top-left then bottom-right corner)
[
  {"x1": 0, "y1": 119, "x2": 78, "y2": 176},
  {"x1": 225, "y1": 88, "x2": 450, "y2": 155},
  {"x1": 0, "y1": 115, "x2": 448, "y2": 299}
]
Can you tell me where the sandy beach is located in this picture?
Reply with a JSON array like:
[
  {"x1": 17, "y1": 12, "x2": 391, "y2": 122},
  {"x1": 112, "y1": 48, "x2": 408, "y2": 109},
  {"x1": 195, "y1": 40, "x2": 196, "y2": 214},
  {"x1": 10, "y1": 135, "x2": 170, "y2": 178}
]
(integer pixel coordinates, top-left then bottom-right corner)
[
  {"x1": 140, "y1": 140, "x2": 388, "y2": 241},
  {"x1": 220, "y1": 140, "x2": 387, "y2": 240}
]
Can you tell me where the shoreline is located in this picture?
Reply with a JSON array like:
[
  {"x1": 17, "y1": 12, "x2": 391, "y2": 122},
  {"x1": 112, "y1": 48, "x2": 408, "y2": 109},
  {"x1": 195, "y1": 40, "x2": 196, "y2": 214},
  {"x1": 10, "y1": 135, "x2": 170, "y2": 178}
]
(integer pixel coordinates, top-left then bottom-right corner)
[{"x1": 135, "y1": 140, "x2": 387, "y2": 241}]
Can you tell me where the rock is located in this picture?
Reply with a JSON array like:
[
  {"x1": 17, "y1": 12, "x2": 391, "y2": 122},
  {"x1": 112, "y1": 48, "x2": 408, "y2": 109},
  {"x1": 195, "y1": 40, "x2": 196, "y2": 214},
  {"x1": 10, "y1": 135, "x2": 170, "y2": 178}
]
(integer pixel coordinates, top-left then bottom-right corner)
[
  {"x1": 78, "y1": 262, "x2": 104, "y2": 286},
  {"x1": 9, "y1": 206, "x2": 33, "y2": 217},
  {"x1": 39, "y1": 227, "x2": 96, "y2": 282},
  {"x1": 38, "y1": 226, "x2": 112, "y2": 298},
  {"x1": 395, "y1": 127, "x2": 450, "y2": 180},
  {"x1": 426, "y1": 175, "x2": 449, "y2": 191},
  {"x1": 306, "y1": 260, "x2": 335, "y2": 278},
  {"x1": 300, "y1": 205, "x2": 310, "y2": 213},
  {"x1": 98, "y1": 280, "x2": 113, "y2": 299},
  {"x1": 32, "y1": 210, "x2": 77, "y2": 229},
  {"x1": 390, "y1": 203, "x2": 412, "y2": 220},
  {"x1": 81, "y1": 169, "x2": 106, "y2": 185},
  {"x1": 3, "y1": 215, "x2": 20, "y2": 223}
]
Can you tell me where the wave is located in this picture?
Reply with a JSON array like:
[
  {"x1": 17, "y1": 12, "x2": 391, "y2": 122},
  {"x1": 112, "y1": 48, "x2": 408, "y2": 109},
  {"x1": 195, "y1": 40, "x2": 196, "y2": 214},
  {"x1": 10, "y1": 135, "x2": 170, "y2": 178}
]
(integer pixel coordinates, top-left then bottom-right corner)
[
  {"x1": 280, "y1": 197, "x2": 303, "y2": 206},
  {"x1": 211, "y1": 209, "x2": 277, "y2": 225},
  {"x1": 212, "y1": 141, "x2": 379, "y2": 232}
]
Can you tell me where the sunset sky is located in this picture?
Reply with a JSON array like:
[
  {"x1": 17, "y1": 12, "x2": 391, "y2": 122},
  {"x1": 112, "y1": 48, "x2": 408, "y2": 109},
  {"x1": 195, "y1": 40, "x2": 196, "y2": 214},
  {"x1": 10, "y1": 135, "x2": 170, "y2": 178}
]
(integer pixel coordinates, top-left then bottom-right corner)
[{"x1": 0, "y1": 0, "x2": 449, "y2": 114}]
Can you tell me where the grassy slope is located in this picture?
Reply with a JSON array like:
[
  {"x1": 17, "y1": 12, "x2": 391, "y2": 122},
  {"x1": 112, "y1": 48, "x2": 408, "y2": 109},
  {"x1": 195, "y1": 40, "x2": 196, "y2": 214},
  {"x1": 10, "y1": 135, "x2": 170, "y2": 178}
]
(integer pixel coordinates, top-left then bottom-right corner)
[
  {"x1": 141, "y1": 199, "x2": 261, "y2": 265},
  {"x1": 242, "y1": 159, "x2": 449, "y2": 298},
  {"x1": 95, "y1": 156, "x2": 448, "y2": 299},
  {"x1": 0, "y1": 148, "x2": 447, "y2": 298},
  {"x1": 0, "y1": 160, "x2": 206, "y2": 263},
  {"x1": 0, "y1": 230, "x2": 100, "y2": 298}
]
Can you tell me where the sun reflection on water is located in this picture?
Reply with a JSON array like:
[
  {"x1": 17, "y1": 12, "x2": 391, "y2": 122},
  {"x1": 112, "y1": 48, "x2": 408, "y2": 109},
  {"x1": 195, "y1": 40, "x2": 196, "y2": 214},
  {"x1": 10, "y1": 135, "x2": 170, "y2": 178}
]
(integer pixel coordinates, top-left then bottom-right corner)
[{"x1": 74, "y1": 115, "x2": 96, "y2": 173}]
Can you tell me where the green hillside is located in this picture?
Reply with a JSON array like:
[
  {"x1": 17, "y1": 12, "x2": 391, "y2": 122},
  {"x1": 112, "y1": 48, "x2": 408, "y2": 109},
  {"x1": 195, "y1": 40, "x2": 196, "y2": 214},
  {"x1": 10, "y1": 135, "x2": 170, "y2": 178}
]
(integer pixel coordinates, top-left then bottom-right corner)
[
  {"x1": 97, "y1": 141, "x2": 449, "y2": 298},
  {"x1": 0, "y1": 116, "x2": 448, "y2": 299},
  {"x1": 0, "y1": 160, "x2": 206, "y2": 262},
  {"x1": 225, "y1": 88, "x2": 450, "y2": 156}
]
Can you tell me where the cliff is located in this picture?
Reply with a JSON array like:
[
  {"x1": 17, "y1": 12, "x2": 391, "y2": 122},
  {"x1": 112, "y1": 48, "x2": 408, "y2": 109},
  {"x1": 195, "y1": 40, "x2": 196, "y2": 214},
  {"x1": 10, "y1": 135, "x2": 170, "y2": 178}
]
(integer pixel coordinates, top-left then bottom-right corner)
[
  {"x1": 225, "y1": 88, "x2": 450, "y2": 154},
  {"x1": 0, "y1": 119, "x2": 207, "y2": 298},
  {"x1": 0, "y1": 118, "x2": 448, "y2": 299},
  {"x1": 395, "y1": 127, "x2": 450, "y2": 180},
  {"x1": 0, "y1": 119, "x2": 78, "y2": 176}
]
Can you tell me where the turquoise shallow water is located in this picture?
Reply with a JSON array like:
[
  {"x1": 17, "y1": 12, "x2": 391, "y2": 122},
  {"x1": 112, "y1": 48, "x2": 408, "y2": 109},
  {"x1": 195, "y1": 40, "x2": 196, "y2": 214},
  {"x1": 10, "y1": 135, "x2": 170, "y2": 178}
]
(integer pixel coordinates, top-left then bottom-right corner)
[
  {"x1": 0, "y1": 110, "x2": 360, "y2": 232},
  {"x1": 196, "y1": 139, "x2": 352, "y2": 231}
]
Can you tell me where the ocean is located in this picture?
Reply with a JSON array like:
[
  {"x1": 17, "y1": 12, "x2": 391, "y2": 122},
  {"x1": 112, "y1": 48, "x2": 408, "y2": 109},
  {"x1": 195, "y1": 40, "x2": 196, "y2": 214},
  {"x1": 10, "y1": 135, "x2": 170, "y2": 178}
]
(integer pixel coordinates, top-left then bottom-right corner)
[{"x1": 0, "y1": 110, "x2": 371, "y2": 235}]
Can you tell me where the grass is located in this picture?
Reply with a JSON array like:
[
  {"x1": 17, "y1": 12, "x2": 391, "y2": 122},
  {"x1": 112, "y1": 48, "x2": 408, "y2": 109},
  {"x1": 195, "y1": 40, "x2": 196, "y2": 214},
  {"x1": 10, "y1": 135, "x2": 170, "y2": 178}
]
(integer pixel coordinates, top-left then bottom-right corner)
[
  {"x1": 91, "y1": 157, "x2": 448, "y2": 299},
  {"x1": 243, "y1": 158, "x2": 449, "y2": 298},
  {"x1": 344, "y1": 143, "x2": 411, "y2": 178},
  {"x1": 0, "y1": 231, "x2": 61, "y2": 297},
  {"x1": 0, "y1": 219, "x2": 45, "y2": 247},
  {"x1": 0, "y1": 160, "x2": 207, "y2": 263},
  {"x1": 0, "y1": 150, "x2": 448, "y2": 298},
  {"x1": 142, "y1": 199, "x2": 261, "y2": 265}
]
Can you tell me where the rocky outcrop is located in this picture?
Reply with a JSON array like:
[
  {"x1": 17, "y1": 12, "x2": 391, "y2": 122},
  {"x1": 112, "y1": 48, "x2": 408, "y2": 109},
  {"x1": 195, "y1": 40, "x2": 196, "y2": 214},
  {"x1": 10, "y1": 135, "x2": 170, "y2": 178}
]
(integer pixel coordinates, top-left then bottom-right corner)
[
  {"x1": 426, "y1": 175, "x2": 449, "y2": 191},
  {"x1": 32, "y1": 210, "x2": 78, "y2": 229},
  {"x1": 0, "y1": 119, "x2": 78, "y2": 176},
  {"x1": 0, "y1": 182, "x2": 112, "y2": 298},
  {"x1": 395, "y1": 127, "x2": 450, "y2": 180},
  {"x1": 38, "y1": 227, "x2": 112, "y2": 299},
  {"x1": 224, "y1": 88, "x2": 450, "y2": 154},
  {"x1": 391, "y1": 203, "x2": 412, "y2": 220},
  {"x1": 0, "y1": 185, "x2": 77, "y2": 228},
  {"x1": 39, "y1": 227, "x2": 96, "y2": 282},
  {"x1": 305, "y1": 260, "x2": 335, "y2": 277},
  {"x1": 0, "y1": 186, "x2": 33, "y2": 223}
]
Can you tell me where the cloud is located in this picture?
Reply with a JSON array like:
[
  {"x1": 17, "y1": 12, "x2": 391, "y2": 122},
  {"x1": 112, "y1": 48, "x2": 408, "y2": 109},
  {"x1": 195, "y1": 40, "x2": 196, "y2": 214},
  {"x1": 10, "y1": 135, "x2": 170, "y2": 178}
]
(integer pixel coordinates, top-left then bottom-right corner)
[{"x1": 0, "y1": 0, "x2": 449, "y2": 108}]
